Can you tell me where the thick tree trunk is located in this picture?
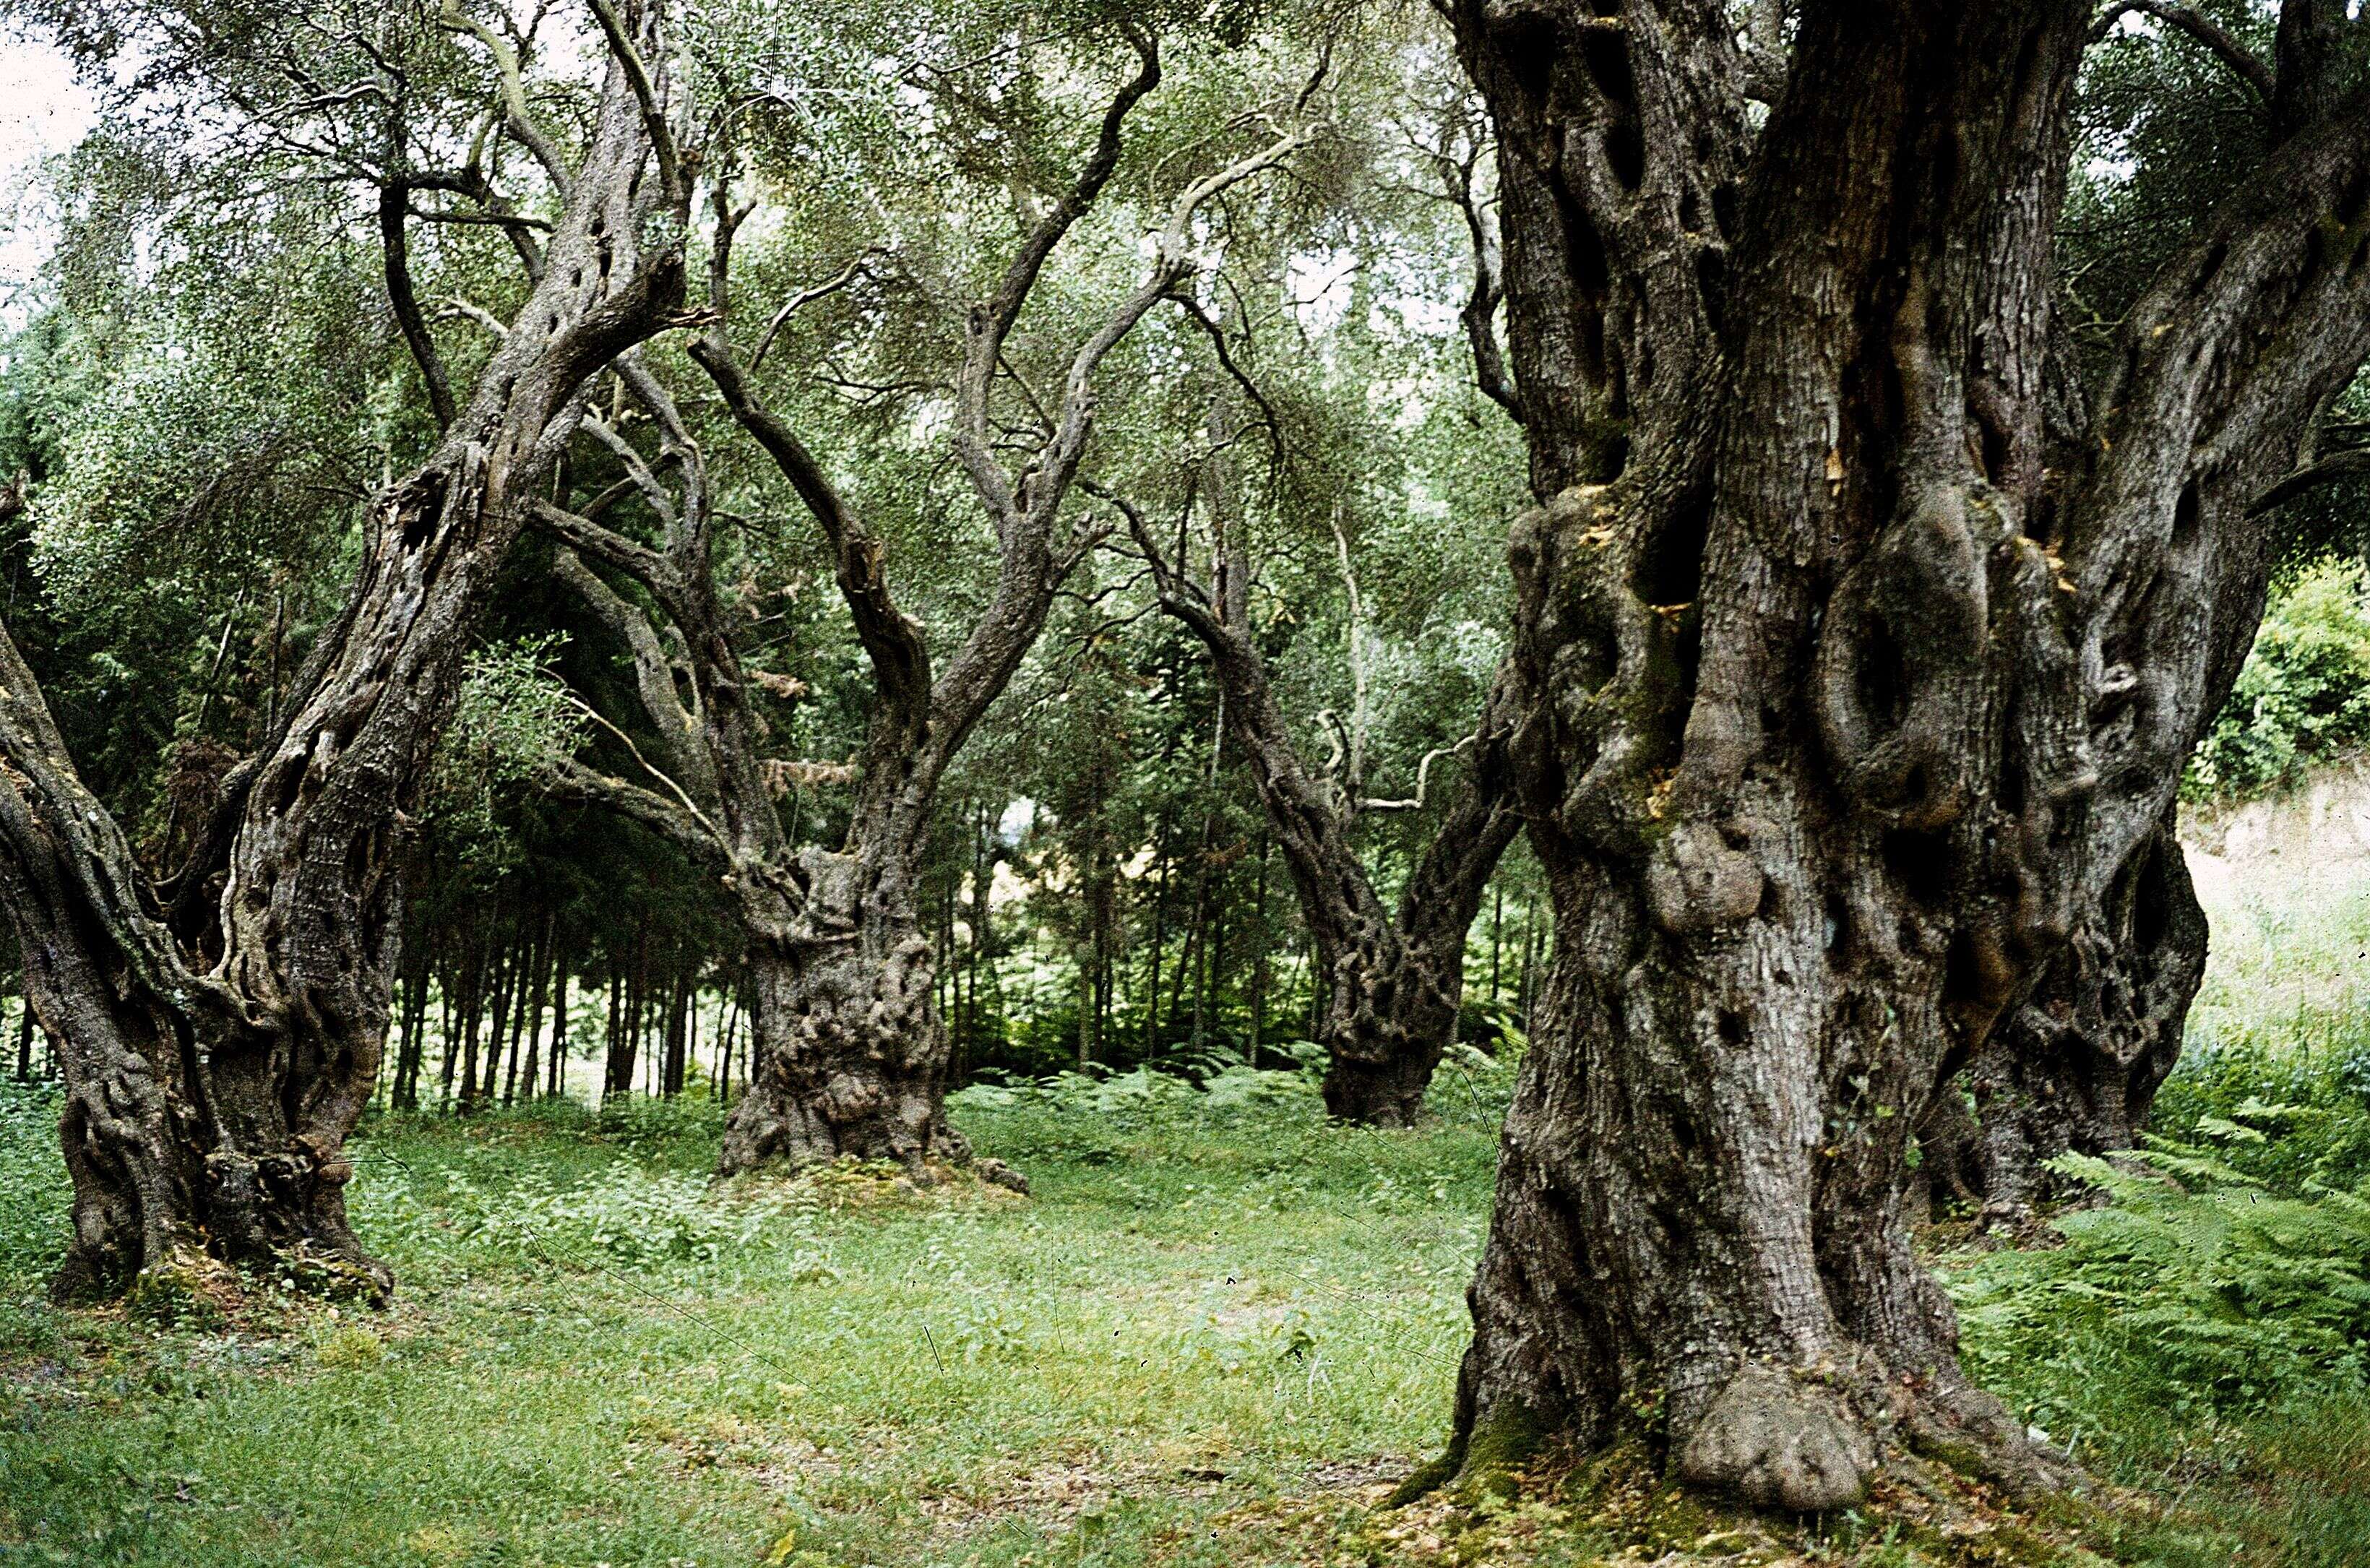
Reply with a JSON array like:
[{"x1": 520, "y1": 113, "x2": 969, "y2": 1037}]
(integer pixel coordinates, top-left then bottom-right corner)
[
  {"x1": 1954, "y1": 812, "x2": 2207, "y2": 1215},
  {"x1": 1424, "y1": 0, "x2": 2370, "y2": 1512},
  {"x1": 1314, "y1": 925, "x2": 1464, "y2": 1126},
  {"x1": 718, "y1": 850, "x2": 975, "y2": 1173}
]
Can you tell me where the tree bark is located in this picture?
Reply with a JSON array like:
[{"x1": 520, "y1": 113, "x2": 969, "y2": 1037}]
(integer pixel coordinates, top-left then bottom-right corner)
[{"x1": 1420, "y1": 0, "x2": 2370, "y2": 1511}]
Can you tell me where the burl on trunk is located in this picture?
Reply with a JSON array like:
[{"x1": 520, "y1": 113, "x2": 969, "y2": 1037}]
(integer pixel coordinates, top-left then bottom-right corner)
[{"x1": 1421, "y1": 0, "x2": 2370, "y2": 1509}]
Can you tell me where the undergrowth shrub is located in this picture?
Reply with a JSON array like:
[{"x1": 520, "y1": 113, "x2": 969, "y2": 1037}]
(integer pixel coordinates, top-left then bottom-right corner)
[
  {"x1": 2154, "y1": 1035, "x2": 2370, "y2": 1195},
  {"x1": 949, "y1": 1038, "x2": 1517, "y2": 1129},
  {"x1": 1953, "y1": 1145, "x2": 2370, "y2": 1437},
  {"x1": 949, "y1": 1043, "x2": 1327, "y2": 1125},
  {"x1": 350, "y1": 1156, "x2": 803, "y2": 1272},
  {"x1": 2188, "y1": 559, "x2": 2370, "y2": 798}
]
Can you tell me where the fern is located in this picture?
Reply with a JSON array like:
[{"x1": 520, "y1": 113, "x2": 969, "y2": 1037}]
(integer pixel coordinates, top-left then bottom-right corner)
[{"x1": 1950, "y1": 1142, "x2": 2370, "y2": 1430}]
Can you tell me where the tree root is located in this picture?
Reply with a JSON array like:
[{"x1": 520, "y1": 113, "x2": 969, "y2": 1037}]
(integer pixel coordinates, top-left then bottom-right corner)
[{"x1": 1370, "y1": 1420, "x2": 2119, "y2": 1567}]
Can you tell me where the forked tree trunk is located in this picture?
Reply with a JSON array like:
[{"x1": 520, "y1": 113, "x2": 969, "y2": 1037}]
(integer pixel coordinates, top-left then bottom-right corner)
[
  {"x1": 541, "y1": 35, "x2": 1305, "y2": 1184},
  {"x1": 1422, "y1": 0, "x2": 2370, "y2": 1511},
  {"x1": 1132, "y1": 446, "x2": 1522, "y2": 1127},
  {"x1": 0, "y1": 30, "x2": 684, "y2": 1299}
]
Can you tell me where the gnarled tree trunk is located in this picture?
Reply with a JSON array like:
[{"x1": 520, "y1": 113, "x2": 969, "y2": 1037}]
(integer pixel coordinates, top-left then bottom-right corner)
[
  {"x1": 0, "y1": 22, "x2": 684, "y2": 1300},
  {"x1": 720, "y1": 851, "x2": 969, "y2": 1170},
  {"x1": 1421, "y1": 0, "x2": 2370, "y2": 1512},
  {"x1": 1941, "y1": 810, "x2": 2209, "y2": 1218},
  {"x1": 1132, "y1": 429, "x2": 1523, "y2": 1127},
  {"x1": 540, "y1": 38, "x2": 1316, "y2": 1180}
]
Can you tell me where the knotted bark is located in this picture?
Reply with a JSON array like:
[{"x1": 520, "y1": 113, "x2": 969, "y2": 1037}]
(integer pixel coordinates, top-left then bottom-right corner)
[
  {"x1": 720, "y1": 852, "x2": 967, "y2": 1171},
  {"x1": 1421, "y1": 0, "x2": 2370, "y2": 1509}
]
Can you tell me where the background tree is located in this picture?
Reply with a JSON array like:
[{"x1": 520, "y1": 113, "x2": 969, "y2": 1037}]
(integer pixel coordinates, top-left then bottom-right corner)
[
  {"x1": 1125, "y1": 421, "x2": 1520, "y2": 1124},
  {"x1": 514, "y1": 5, "x2": 1325, "y2": 1174}
]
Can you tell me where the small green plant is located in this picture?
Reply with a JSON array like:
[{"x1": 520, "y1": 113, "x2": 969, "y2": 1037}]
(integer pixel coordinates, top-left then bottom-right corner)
[
  {"x1": 312, "y1": 1322, "x2": 385, "y2": 1369},
  {"x1": 1952, "y1": 1142, "x2": 2370, "y2": 1431},
  {"x1": 2188, "y1": 560, "x2": 2370, "y2": 799}
]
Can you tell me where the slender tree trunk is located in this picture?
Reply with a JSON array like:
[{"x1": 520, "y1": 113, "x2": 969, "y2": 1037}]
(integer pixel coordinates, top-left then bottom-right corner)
[
  {"x1": 456, "y1": 937, "x2": 484, "y2": 1117},
  {"x1": 1145, "y1": 819, "x2": 1170, "y2": 1059},
  {"x1": 481, "y1": 933, "x2": 515, "y2": 1105},
  {"x1": 517, "y1": 914, "x2": 551, "y2": 1105},
  {"x1": 550, "y1": 963, "x2": 570, "y2": 1100},
  {"x1": 662, "y1": 965, "x2": 689, "y2": 1098},
  {"x1": 437, "y1": 958, "x2": 458, "y2": 1108},
  {"x1": 603, "y1": 946, "x2": 634, "y2": 1100},
  {"x1": 1249, "y1": 835, "x2": 1270, "y2": 1067}
]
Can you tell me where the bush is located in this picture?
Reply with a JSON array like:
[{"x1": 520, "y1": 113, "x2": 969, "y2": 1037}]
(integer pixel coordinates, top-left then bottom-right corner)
[
  {"x1": 404, "y1": 1166, "x2": 800, "y2": 1269},
  {"x1": 949, "y1": 1043, "x2": 1327, "y2": 1124},
  {"x1": 2188, "y1": 560, "x2": 2370, "y2": 798}
]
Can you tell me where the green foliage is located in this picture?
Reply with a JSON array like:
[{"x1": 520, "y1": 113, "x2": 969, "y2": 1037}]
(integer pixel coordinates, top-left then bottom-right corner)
[
  {"x1": 447, "y1": 637, "x2": 585, "y2": 788},
  {"x1": 1953, "y1": 1145, "x2": 2370, "y2": 1428},
  {"x1": 0, "y1": 1079, "x2": 70, "y2": 1289},
  {"x1": 950, "y1": 1043, "x2": 1328, "y2": 1123},
  {"x1": 2187, "y1": 561, "x2": 2370, "y2": 799}
]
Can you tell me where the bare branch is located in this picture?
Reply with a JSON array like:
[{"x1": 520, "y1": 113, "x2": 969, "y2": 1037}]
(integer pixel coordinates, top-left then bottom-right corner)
[
  {"x1": 956, "y1": 33, "x2": 1163, "y2": 524},
  {"x1": 1358, "y1": 735, "x2": 1477, "y2": 812},
  {"x1": 686, "y1": 336, "x2": 933, "y2": 719},
  {"x1": 588, "y1": 0, "x2": 684, "y2": 211},
  {"x1": 527, "y1": 498, "x2": 695, "y2": 626},
  {"x1": 379, "y1": 185, "x2": 457, "y2": 428},
  {"x1": 550, "y1": 549, "x2": 715, "y2": 804},
  {"x1": 436, "y1": 0, "x2": 571, "y2": 185},
  {"x1": 2249, "y1": 445, "x2": 2370, "y2": 514},
  {"x1": 538, "y1": 754, "x2": 725, "y2": 863},
  {"x1": 751, "y1": 254, "x2": 874, "y2": 371},
  {"x1": 561, "y1": 690, "x2": 723, "y2": 845}
]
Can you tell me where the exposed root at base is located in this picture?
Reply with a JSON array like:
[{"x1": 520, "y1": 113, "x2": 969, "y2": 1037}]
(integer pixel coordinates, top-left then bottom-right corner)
[
  {"x1": 1364, "y1": 1431, "x2": 2147, "y2": 1567},
  {"x1": 66, "y1": 1237, "x2": 389, "y2": 1332}
]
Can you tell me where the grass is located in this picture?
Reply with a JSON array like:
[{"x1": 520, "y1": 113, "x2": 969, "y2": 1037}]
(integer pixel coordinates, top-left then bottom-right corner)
[
  {"x1": 0, "y1": 1065, "x2": 1504, "y2": 1567},
  {"x1": 3, "y1": 1033, "x2": 2369, "y2": 1565}
]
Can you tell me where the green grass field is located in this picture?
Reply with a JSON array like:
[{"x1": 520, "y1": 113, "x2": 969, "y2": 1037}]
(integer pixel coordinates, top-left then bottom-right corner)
[
  {"x1": 0, "y1": 1067, "x2": 1507, "y2": 1567},
  {"x1": 3, "y1": 1041, "x2": 2369, "y2": 1567}
]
